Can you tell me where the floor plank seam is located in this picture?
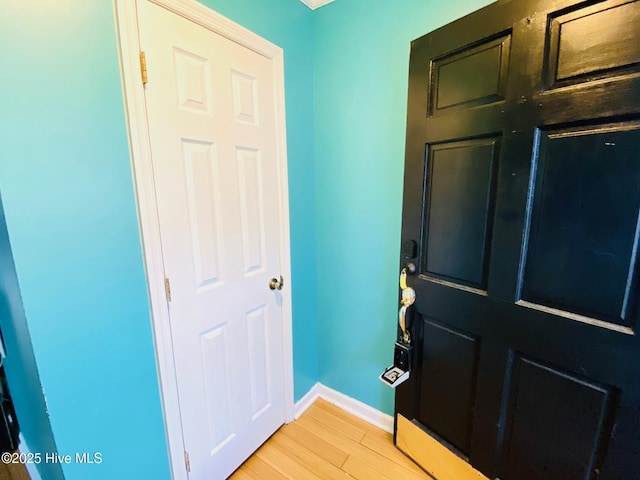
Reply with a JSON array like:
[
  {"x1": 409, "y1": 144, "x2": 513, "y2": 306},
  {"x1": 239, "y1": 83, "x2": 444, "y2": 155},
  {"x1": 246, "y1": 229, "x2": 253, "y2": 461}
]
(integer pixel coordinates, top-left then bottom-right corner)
[{"x1": 230, "y1": 399, "x2": 432, "y2": 480}]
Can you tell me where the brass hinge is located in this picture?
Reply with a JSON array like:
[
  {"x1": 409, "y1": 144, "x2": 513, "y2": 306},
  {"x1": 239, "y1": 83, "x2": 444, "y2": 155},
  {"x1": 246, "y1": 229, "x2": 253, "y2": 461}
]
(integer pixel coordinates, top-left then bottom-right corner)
[
  {"x1": 184, "y1": 451, "x2": 191, "y2": 473},
  {"x1": 164, "y1": 278, "x2": 172, "y2": 302},
  {"x1": 139, "y1": 51, "x2": 148, "y2": 85}
]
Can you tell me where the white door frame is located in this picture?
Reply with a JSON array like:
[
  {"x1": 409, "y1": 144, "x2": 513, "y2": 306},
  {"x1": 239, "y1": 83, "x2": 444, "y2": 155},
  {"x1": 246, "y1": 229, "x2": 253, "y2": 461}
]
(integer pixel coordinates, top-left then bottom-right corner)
[{"x1": 113, "y1": 1, "x2": 295, "y2": 478}]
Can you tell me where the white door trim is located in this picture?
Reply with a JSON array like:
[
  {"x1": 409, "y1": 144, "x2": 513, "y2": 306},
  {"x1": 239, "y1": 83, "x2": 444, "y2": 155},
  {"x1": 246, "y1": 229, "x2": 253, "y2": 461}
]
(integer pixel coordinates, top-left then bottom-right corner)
[{"x1": 113, "y1": 1, "x2": 294, "y2": 478}]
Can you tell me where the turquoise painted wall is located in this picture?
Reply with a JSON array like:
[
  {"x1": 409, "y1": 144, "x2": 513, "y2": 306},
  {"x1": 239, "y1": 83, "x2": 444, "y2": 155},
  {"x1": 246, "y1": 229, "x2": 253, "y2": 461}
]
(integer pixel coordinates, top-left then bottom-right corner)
[
  {"x1": 313, "y1": 0, "x2": 493, "y2": 415},
  {"x1": 0, "y1": 1, "x2": 316, "y2": 479},
  {"x1": 0, "y1": 2, "x2": 171, "y2": 479}
]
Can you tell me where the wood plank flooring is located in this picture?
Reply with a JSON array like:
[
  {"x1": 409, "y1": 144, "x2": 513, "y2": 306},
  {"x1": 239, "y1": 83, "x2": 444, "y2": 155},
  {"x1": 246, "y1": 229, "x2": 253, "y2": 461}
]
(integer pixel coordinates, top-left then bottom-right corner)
[
  {"x1": 0, "y1": 452, "x2": 30, "y2": 480},
  {"x1": 229, "y1": 398, "x2": 433, "y2": 480}
]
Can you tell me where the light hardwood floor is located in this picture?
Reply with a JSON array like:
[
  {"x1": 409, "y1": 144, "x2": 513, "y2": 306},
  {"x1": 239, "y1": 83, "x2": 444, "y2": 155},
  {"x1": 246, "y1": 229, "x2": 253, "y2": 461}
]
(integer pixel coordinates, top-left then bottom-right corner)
[
  {"x1": 0, "y1": 452, "x2": 30, "y2": 480},
  {"x1": 229, "y1": 398, "x2": 433, "y2": 480}
]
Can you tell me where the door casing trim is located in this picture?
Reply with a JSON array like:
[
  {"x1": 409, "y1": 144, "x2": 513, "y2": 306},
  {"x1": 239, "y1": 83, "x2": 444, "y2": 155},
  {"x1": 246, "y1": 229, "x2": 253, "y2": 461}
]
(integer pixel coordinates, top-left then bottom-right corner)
[{"x1": 113, "y1": 1, "x2": 295, "y2": 478}]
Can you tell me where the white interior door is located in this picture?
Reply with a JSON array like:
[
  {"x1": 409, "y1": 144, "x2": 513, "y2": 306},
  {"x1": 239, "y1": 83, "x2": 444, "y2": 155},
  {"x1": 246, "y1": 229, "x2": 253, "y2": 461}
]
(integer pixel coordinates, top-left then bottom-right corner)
[{"x1": 137, "y1": 1, "x2": 288, "y2": 478}]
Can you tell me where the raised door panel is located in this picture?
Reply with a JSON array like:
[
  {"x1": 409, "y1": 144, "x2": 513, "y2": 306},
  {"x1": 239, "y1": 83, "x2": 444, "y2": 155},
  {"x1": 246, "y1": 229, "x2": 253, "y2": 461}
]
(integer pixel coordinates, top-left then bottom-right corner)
[
  {"x1": 182, "y1": 140, "x2": 225, "y2": 291},
  {"x1": 430, "y1": 33, "x2": 511, "y2": 115},
  {"x1": 423, "y1": 138, "x2": 500, "y2": 290},
  {"x1": 231, "y1": 70, "x2": 259, "y2": 125},
  {"x1": 520, "y1": 123, "x2": 640, "y2": 330},
  {"x1": 418, "y1": 318, "x2": 481, "y2": 456},
  {"x1": 499, "y1": 355, "x2": 616, "y2": 480},
  {"x1": 174, "y1": 47, "x2": 214, "y2": 115},
  {"x1": 200, "y1": 326, "x2": 235, "y2": 454},
  {"x1": 236, "y1": 147, "x2": 267, "y2": 277},
  {"x1": 544, "y1": 0, "x2": 640, "y2": 89},
  {"x1": 246, "y1": 305, "x2": 271, "y2": 419}
]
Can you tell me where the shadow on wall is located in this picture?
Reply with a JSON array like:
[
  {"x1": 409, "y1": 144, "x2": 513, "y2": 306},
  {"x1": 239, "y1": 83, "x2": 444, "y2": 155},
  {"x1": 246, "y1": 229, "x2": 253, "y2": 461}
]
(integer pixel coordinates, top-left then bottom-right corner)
[{"x1": 0, "y1": 195, "x2": 63, "y2": 480}]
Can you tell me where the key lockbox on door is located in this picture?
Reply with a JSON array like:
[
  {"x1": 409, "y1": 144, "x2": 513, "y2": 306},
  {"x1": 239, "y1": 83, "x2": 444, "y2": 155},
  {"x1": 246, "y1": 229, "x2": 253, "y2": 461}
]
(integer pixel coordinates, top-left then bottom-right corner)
[{"x1": 380, "y1": 265, "x2": 416, "y2": 388}]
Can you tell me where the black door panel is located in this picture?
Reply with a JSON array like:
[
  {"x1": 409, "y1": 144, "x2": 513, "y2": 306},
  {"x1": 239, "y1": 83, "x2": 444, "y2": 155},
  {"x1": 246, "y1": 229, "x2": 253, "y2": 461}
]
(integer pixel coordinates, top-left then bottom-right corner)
[
  {"x1": 521, "y1": 123, "x2": 640, "y2": 327},
  {"x1": 396, "y1": 0, "x2": 640, "y2": 478},
  {"x1": 423, "y1": 137, "x2": 500, "y2": 290}
]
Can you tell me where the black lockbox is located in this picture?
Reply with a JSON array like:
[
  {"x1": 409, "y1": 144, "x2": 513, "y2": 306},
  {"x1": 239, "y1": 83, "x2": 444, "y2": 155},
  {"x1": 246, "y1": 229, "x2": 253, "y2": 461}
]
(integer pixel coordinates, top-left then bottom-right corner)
[{"x1": 394, "y1": 341, "x2": 412, "y2": 371}]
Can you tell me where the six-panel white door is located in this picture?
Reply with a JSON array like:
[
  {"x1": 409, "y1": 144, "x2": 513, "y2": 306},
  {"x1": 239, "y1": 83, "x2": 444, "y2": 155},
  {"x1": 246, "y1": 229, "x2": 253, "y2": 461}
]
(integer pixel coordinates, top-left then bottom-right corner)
[{"x1": 138, "y1": 1, "x2": 287, "y2": 478}]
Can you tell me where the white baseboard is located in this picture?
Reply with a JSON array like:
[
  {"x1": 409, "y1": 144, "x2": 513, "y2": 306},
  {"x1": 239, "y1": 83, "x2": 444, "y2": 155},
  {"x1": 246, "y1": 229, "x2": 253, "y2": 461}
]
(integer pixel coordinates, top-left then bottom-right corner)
[
  {"x1": 293, "y1": 383, "x2": 394, "y2": 433},
  {"x1": 294, "y1": 382, "x2": 320, "y2": 419}
]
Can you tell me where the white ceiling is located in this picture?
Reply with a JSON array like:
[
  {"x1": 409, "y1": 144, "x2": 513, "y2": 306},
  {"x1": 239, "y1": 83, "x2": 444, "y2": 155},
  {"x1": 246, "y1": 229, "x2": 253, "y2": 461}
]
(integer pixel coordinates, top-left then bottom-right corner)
[{"x1": 300, "y1": 0, "x2": 335, "y2": 10}]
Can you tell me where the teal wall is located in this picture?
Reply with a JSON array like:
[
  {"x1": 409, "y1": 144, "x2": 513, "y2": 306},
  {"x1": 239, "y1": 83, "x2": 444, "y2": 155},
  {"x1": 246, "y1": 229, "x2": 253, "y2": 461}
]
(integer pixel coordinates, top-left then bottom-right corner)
[
  {"x1": 0, "y1": 2, "x2": 171, "y2": 479},
  {"x1": 313, "y1": 0, "x2": 493, "y2": 415}
]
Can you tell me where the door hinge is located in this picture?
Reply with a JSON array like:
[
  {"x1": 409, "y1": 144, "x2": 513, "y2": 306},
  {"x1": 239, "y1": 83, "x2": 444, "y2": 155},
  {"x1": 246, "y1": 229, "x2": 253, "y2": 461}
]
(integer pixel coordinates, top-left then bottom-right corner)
[
  {"x1": 184, "y1": 451, "x2": 191, "y2": 473},
  {"x1": 164, "y1": 277, "x2": 172, "y2": 302},
  {"x1": 139, "y1": 51, "x2": 148, "y2": 85}
]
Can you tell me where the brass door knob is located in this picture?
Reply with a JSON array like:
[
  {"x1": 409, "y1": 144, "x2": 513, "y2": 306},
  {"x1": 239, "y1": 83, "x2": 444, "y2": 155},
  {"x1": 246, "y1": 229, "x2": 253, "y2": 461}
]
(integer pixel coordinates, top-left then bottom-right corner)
[{"x1": 269, "y1": 275, "x2": 284, "y2": 291}]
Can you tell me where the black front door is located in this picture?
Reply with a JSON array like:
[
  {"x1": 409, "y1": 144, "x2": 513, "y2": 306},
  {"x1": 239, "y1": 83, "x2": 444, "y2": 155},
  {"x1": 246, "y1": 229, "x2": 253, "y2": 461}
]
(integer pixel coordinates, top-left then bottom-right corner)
[{"x1": 396, "y1": 0, "x2": 640, "y2": 478}]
